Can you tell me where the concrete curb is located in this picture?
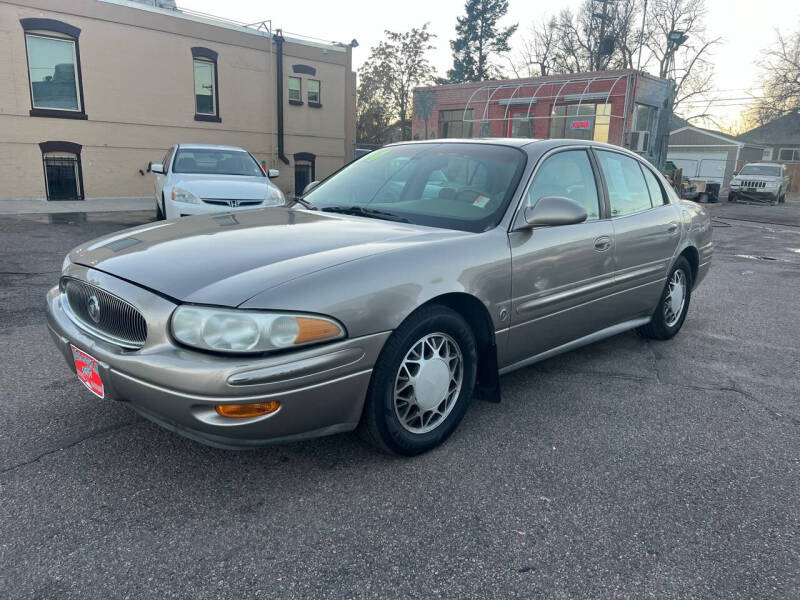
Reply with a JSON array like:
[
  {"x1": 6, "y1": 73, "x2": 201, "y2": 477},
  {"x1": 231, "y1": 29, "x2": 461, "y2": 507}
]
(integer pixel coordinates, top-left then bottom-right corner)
[{"x1": 0, "y1": 197, "x2": 153, "y2": 215}]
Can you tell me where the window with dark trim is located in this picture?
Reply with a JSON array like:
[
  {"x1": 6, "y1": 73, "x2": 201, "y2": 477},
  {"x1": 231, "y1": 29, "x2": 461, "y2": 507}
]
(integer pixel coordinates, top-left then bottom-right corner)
[
  {"x1": 778, "y1": 148, "x2": 800, "y2": 162},
  {"x1": 20, "y1": 18, "x2": 87, "y2": 119},
  {"x1": 294, "y1": 152, "x2": 315, "y2": 195},
  {"x1": 439, "y1": 109, "x2": 473, "y2": 138},
  {"x1": 191, "y1": 47, "x2": 220, "y2": 122},
  {"x1": 308, "y1": 79, "x2": 321, "y2": 106},
  {"x1": 288, "y1": 76, "x2": 302, "y2": 105},
  {"x1": 39, "y1": 141, "x2": 84, "y2": 201}
]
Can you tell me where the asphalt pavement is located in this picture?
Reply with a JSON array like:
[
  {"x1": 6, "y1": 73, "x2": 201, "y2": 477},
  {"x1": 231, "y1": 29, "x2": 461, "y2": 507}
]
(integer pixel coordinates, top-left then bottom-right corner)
[{"x1": 1, "y1": 202, "x2": 798, "y2": 599}]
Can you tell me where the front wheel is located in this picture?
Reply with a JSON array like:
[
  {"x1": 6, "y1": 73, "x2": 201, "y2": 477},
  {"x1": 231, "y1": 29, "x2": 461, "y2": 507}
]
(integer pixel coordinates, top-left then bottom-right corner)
[
  {"x1": 728, "y1": 193, "x2": 736, "y2": 202},
  {"x1": 637, "y1": 256, "x2": 693, "y2": 341},
  {"x1": 358, "y1": 305, "x2": 477, "y2": 455}
]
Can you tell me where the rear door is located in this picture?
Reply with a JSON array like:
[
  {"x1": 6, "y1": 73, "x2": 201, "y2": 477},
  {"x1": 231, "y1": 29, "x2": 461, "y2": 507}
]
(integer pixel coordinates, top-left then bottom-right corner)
[
  {"x1": 594, "y1": 149, "x2": 681, "y2": 319},
  {"x1": 507, "y1": 148, "x2": 616, "y2": 365}
]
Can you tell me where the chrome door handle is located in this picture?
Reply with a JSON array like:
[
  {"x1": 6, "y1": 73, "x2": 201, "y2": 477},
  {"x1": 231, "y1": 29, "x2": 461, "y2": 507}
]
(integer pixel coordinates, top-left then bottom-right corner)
[
  {"x1": 667, "y1": 223, "x2": 679, "y2": 234},
  {"x1": 594, "y1": 236, "x2": 611, "y2": 252}
]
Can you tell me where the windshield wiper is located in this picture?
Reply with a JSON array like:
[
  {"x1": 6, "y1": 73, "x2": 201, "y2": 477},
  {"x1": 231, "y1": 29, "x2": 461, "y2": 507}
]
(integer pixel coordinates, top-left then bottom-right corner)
[
  {"x1": 320, "y1": 206, "x2": 409, "y2": 223},
  {"x1": 289, "y1": 196, "x2": 316, "y2": 210}
]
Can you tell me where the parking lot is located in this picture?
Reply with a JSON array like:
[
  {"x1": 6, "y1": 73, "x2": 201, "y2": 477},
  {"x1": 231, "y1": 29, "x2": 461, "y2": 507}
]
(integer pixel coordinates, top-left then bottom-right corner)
[{"x1": 1, "y1": 201, "x2": 798, "y2": 598}]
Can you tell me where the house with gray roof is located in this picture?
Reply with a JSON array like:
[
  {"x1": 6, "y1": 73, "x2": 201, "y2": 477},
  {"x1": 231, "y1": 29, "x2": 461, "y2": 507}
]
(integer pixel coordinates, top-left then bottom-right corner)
[{"x1": 737, "y1": 111, "x2": 800, "y2": 163}]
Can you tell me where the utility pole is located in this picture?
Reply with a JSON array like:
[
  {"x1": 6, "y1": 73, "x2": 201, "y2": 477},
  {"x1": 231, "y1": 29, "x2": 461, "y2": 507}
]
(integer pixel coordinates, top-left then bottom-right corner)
[
  {"x1": 636, "y1": 0, "x2": 647, "y2": 72},
  {"x1": 591, "y1": 0, "x2": 616, "y2": 71}
]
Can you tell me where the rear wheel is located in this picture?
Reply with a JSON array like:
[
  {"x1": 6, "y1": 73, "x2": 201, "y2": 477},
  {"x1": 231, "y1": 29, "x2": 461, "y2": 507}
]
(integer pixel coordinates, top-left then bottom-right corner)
[
  {"x1": 358, "y1": 305, "x2": 477, "y2": 455},
  {"x1": 637, "y1": 256, "x2": 692, "y2": 341}
]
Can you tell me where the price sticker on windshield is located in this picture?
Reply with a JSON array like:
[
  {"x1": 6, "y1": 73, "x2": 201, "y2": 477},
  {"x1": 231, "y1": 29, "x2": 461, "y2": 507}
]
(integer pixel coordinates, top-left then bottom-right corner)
[{"x1": 473, "y1": 195, "x2": 490, "y2": 208}]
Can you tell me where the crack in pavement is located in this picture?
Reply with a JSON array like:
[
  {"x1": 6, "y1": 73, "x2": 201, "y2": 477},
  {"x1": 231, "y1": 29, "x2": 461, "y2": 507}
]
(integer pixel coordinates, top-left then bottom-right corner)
[{"x1": 0, "y1": 419, "x2": 143, "y2": 476}]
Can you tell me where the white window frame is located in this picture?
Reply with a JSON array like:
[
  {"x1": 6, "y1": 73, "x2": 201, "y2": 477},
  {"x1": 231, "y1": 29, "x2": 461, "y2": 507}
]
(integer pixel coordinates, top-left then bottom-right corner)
[
  {"x1": 308, "y1": 79, "x2": 320, "y2": 103},
  {"x1": 288, "y1": 76, "x2": 302, "y2": 102},
  {"x1": 193, "y1": 58, "x2": 216, "y2": 116},
  {"x1": 778, "y1": 148, "x2": 800, "y2": 162},
  {"x1": 25, "y1": 33, "x2": 81, "y2": 112}
]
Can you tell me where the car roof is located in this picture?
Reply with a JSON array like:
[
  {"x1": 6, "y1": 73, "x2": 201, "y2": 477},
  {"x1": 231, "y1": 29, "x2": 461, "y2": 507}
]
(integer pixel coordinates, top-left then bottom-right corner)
[
  {"x1": 384, "y1": 138, "x2": 648, "y2": 159},
  {"x1": 176, "y1": 143, "x2": 249, "y2": 152}
]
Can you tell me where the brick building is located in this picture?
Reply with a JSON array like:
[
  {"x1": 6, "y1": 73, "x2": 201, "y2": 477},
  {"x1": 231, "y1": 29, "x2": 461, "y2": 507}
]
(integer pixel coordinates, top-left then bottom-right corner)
[{"x1": 412, "y1": 69, "x2": 674, "y2": 169}]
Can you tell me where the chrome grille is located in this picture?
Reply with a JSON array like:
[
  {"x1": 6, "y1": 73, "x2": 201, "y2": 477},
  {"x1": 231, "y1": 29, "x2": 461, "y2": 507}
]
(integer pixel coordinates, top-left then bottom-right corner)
[
  {"x1": 201, "y1": 198, "x2": 262, "y2": 207},
  {"x1": 742, "y1": 180, "x2": 766, "y2": 189},
  {"x1": 61, "y1": 278, "x2": 147, "y2": 348}
]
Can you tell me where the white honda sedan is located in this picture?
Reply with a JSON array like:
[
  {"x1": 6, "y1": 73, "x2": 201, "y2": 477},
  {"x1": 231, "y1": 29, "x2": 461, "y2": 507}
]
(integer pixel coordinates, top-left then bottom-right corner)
[{"x1": 150, "y1": 144, "x2": 285, "y2": 219}]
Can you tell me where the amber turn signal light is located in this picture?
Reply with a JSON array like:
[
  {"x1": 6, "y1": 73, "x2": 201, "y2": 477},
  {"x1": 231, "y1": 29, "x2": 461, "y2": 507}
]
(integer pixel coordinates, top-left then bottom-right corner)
[
  {"x1": 215, "y1": 401, "x2": 280, "y2": 418},
  {"x1": 294, "y1": 317, "x2": 343, "y2": 344}
]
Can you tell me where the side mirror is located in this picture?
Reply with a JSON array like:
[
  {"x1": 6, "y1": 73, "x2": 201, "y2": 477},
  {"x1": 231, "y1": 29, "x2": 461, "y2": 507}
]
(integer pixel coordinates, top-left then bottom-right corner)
[
  {"x1": 150, "y1": 163, "x2": 165, "y2": 175},
  {"x1": 303, "y1": 180, "x2": 320, "y2": 195},
  {"x1": 522, "y1": 196, "x2": 588, "y2": 228},
  {"x1": 732, "y1": 170, "x2": 738, "y2": 176},
  {"x1": 267, "y1": 168, "x2": 280, "y2": 179}
]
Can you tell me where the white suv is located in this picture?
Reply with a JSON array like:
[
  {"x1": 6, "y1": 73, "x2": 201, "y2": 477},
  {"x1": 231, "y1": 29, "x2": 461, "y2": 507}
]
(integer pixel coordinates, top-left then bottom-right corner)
[{"x1": 150, "y1": 144, "x2": 285, "y2": 219}]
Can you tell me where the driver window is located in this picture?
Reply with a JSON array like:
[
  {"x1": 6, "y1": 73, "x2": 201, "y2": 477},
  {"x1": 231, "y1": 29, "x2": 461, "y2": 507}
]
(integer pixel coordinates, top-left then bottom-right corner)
[{"x1": 527, "y1": 150, "x2": 600, "y2": 220}]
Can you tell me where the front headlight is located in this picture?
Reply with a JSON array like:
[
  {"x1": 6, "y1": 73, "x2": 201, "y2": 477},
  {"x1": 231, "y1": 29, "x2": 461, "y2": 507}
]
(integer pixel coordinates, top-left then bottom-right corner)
[
  {"x1": 265, "y1": 185, "x2": 285, "y2": 206},
  {"x1": 170, "y1": 306, "x2": 345, "y2": 353},
  {"x1": 730, "y1": 180, "x2": 741, "y2": 187},
  {"x1": 764, "y1": 181, "x2": 778, "y2": 188},
  {"x1": 171, "y1": 187, "x2": 201, "y2": 204}
]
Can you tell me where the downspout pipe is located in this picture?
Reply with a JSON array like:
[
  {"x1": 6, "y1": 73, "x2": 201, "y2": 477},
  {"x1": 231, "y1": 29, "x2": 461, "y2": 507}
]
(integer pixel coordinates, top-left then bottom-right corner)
[{"x1": 274, "y1": 30, "x2": 290, "y2": 165}]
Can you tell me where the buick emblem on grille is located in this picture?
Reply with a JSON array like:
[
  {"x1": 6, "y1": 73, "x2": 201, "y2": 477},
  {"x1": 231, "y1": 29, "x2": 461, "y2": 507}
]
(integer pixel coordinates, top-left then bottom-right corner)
[{"x1": 87, "y1": 295, "x2": 101, "y2": 323}]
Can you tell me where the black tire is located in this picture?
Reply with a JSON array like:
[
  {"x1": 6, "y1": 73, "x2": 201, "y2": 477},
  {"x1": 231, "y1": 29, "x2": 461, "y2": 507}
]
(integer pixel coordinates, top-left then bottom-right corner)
[
  {"x1": 358, "y1": 305, "x2": 477, "y2": 456},
  {"x1": 728, "y1": 193, "x2": 736, "y2": 203},
  {"x1": 156, "y1": 195, "x2": 166, "y2": 220},
  {"x1": 778, "y1": 193, "x2": 786, "y2": 204},
  {"x1": 637, "y1": 256, "x2": 693, "y2": 341}
]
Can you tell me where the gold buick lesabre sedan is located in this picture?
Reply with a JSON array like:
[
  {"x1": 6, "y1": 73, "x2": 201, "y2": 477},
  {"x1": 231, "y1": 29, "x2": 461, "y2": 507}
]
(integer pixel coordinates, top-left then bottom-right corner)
[{"x1": 47, "y1": 139, "x2": 712, "y2": 455}]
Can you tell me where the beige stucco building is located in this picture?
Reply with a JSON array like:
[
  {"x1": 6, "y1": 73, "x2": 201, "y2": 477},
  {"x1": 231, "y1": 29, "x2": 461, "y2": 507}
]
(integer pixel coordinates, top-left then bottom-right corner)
[{"x1": 0, "y1": 0, "x2": 357, "y2": 201}]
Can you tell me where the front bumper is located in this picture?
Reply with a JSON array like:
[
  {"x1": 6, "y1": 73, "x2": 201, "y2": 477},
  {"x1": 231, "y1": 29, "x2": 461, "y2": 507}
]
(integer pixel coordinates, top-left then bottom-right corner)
[
  {"x1": 730, "y1": 187, "x2": 779, "y2": 201},
  {"x1": 46, "y1": 266, "x2": 390, "y2": 449}
]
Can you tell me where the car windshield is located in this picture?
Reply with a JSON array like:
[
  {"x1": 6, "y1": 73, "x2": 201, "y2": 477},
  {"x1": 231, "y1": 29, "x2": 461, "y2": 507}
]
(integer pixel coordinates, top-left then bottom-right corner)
[
  {"x1": 302, "y1": 143, "x2": 527, "y2": 232},
  {"x1": 739, "y1": 165, "x2": 781, "y2": 177},
  {"x1": 173, "y1": 148, "x2": 264, "y2": 177}
]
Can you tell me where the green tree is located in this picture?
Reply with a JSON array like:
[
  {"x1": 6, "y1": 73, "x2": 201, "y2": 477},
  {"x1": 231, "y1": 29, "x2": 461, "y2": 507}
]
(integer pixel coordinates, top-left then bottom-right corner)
[
  {"x1": 447, "y1": 0, "x2": 518, "y2": 82},
  {"x1": 357, "y1": 24, "x2": 436, "y2": 142}
]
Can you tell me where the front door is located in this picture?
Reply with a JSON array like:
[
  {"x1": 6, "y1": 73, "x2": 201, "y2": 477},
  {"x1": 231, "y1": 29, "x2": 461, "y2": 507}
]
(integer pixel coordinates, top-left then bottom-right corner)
[
  {"x1": 507, "y1": 149, "x2": 616, "y2": 366},
  {"x1": 594, "y1": 149, "x2": 682, "y2": 318}
]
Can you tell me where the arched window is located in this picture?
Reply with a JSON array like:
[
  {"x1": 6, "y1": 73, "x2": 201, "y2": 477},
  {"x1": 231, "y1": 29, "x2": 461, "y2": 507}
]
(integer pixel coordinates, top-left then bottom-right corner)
[
  {"x1": 39, "y1": 141, "x2": 83, "y2": 200},
  {"x1": 21, "y1": 18, "x2": 87, "y2": 119},
  {"x1": 294, "y1": 152, "x2": 316, "y2": 196}
]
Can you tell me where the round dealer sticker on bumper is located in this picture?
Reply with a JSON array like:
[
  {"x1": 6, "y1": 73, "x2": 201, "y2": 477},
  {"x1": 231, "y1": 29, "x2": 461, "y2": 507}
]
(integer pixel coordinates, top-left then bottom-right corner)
[{"x1": 70, "y1": 345, "x2": 105, "y2": 398}]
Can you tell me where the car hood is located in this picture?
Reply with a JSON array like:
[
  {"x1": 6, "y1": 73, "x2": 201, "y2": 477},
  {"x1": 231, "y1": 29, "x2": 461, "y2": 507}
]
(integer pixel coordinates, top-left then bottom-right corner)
[
  {"x1": 70, "y1": 208, "x2": 466, "y2": 306},
  {"x1": 172, "y1": 174, "x2": 274, "y2": 200}
]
